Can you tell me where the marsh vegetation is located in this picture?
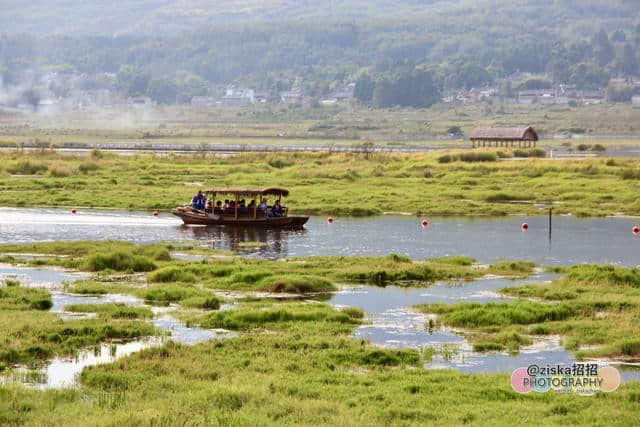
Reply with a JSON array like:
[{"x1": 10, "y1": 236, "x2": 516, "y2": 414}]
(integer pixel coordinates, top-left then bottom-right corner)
[{"x1": 1, "y1": 150, "x2": 639, "y2": 217}]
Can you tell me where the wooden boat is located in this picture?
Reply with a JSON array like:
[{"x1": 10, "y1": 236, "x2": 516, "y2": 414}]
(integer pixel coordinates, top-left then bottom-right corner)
[{"x1": 172, "y1": 187, "x2": 309, "y2": 228}]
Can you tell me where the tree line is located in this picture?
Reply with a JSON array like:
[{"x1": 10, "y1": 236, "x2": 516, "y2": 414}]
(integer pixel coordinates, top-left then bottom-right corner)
[{"x1": 1, "y1": 0, "x2": 640, "y2": 107}]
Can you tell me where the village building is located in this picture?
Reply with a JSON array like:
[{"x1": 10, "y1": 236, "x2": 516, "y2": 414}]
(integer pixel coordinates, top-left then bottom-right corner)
[
  {"x1": 470, "y1": 126, "x2": 539, "y2": 148},
  {"x1": 190, "y1": 96, "x2": 217, "y2": 107}
]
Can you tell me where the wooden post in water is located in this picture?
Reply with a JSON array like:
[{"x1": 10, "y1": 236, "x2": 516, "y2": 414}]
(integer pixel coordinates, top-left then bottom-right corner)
[{"x1": 548, "y1": 207, "x2": 553, "y2": 243}]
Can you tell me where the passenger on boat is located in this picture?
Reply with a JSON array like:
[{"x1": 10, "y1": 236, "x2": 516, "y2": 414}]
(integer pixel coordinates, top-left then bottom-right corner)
[
  {"x1": 205, "y1": 200, "x2": 213, "y2": 213},
  {"x1": 248, "y1": 199, "x2": 256, "y2": 209},
  {"x1": 239, "y1": 199, "x2": 246, "y2": 208},
  {"x1": 271, "y1": 200, "x2": 283, "y2": 217},
  {"x1": 192, "y1": 191, "x2": 207, "y2": 211},
  {"x1": 215, "y1": 200, "x2": 222, "y2": 213},
  {"x1": 258, "y1": 198, "x2": 267, "y2": 213},
  {"x1": 223, "y1": 200, "x2": 230, "y2": 209}
]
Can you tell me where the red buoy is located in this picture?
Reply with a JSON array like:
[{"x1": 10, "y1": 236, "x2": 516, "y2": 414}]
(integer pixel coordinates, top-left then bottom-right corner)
[
  {"x1": 153, "y1": 210, "x2": 159, "y2": 217},
  {"x1": 521, "y1": 222, "x2": 529, "y2": 231},
  {"x1": 71, "y1": 208, "x2": 77, "y2": 214},
  {"x1": 633, "y1": 226, "x2": 639, "y2": 235},
  {"x1": 421, "y1": 219, "x2": 429, "y2": 228},
  {"x1": 327, "y1": 217, "x2": 334, "y2": 224}
]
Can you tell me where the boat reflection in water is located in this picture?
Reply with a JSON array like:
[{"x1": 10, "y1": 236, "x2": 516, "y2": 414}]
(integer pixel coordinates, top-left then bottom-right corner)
[{"x1": 182, "y1": 224, "x2": 307, "y2": 258}]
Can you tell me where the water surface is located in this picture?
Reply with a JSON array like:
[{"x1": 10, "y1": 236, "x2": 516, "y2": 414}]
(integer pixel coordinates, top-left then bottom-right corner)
[{"x1": 1, "y1": 208, "x2": 638, "y2": 265}]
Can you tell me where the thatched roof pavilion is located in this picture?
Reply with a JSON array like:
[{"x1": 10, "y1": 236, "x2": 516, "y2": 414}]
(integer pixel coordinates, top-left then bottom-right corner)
[{"x1": 470, "y1": 126, "x2": 538, "y2": 148}]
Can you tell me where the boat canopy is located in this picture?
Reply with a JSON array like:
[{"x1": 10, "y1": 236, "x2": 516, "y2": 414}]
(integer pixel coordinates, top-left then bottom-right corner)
[{"x1": 204, "y1": 187, "x2": 290, "y2": 197}]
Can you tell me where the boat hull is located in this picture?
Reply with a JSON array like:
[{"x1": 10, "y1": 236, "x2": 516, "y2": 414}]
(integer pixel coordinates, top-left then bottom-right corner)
[{"x1": 171, "y1": 209, "x2": 309, "y2": 228}]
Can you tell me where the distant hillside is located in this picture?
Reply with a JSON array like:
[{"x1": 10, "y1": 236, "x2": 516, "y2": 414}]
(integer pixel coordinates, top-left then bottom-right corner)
[
  {"x1": 1, "y1": 0, "x2": 636, "y2": 36},
  {"x1": 0, "y1": 0, "x2": 451, "y2": 35},
  {"x1": 1, "y1": 0, "x2": 639, "y2": 106}
]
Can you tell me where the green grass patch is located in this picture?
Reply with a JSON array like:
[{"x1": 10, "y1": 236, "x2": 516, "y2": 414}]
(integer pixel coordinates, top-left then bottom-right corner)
[
  {"x1": 84, "y1": 251, "x2": 157, "y2": 273},
  {"x1": 0, "y1": 311, "x2": 155, "y2": 366},
  {"x1": 487, "y1": 261, "x2": 536, "y2": 276},
  {"x1": 0, "y1": 151, "x2": 638, "y2": 217},
  {"x1": 198, "y1": 302, "x2": 359, "y2": 331},
  {"x1": 0, "y1": 287, "x2": 52, "y2": 311},
  {"x1": 63, "y1": 303, "x2": 153, "y2": 319},
  {"x1": 419, "y1": 301, "x2": 575, "y2": 328}
]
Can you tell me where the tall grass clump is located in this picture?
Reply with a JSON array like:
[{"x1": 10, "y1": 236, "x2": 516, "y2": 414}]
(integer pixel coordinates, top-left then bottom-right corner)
[
  {"x1": 64, "y1": 303, "x2": 153, "y2": 319},
  {"x1": 79, "y1": 160, "x2": 100, "y2": 174},
  {"x1": 488, "y1": 261, "x2": 536, "y2": 275},
  {"x1": 0, "y1": 287, "x2": 52, "y2": 310},
  {"x1": 84, "y1": 251, "x2": 157, "y2": 272},
  {"x1": 139, "y1": 284, "x2": 207, "y2": 304},
  {"x1": 565, "y1": 265, "x2": 640, "y2": 288},
  {"x1": 181, "y1": 296, "x2": 221, "y2": 310},
  {"x1": 421, "y1": 301, "x2": 575, "y2": 327},
  {"x1": 259, "y1": 275, "x2": 336, "y2": 293},
  {"x1": 148, "y1": 266, "x2": 196, "y2": 283},
  {"x1": 7, "y1": 160, "x2": 48, "y2": 175},
  {"x1": 201, "y1": 306, "x2": 357, "y2": 330},
  {"x1": 438, "y1": 152, "x2": 497, "y2": 163},
  {"x1": 621, "y1": 169, "x2": 640, "y2": 180},
  {"x1": 47, "y1": 162, "x2": 73, "y2": 177},
  {"x1": 4, "y1": 279, "x2": 20, "y2": 287},
  {"x1": 428, "y1": 256, "x2": 475, "y2": 266}
]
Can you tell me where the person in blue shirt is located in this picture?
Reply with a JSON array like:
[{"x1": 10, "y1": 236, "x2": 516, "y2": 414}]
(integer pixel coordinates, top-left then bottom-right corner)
[
  {"x1": 258, "y1": 198, "x2": 267, "y2": 214},
  {"x1": 192, "y1": 191, "x2": 207, "y2": 211}
]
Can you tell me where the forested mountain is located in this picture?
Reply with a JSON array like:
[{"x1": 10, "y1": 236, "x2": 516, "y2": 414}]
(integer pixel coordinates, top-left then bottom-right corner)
[{"x1": 1, "y1": 0, "x2": 640, "y2": 106}]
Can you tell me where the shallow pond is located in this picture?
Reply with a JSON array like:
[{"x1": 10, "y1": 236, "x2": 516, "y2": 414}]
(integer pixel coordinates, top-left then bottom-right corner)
[
  {"x1": 1, "y1": 208, "x2": 639, "y2": 265},
  {"x1": 0, "y1": 264, "x2": 83, "y2": 289},
  {"x1": 1, "y1": 286, "x2": 233, "y2": 389},
  {"x1": 328, "y1": 275, "x2": 640, "y2": 382}
]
